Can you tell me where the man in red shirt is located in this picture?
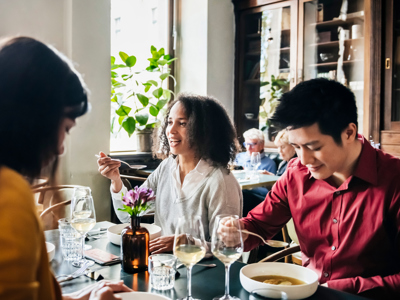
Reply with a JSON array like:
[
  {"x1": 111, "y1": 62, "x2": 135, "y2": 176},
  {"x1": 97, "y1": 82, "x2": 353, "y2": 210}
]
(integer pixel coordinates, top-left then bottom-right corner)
[{"x1": 237, "y1": 79, "x2": 400, "y2": 299}]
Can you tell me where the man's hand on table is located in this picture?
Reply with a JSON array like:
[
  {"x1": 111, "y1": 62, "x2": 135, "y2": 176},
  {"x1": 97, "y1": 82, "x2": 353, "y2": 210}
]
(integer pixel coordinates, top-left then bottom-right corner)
[
  {"x1": 149, "y1": 235, "x2": 174, "y2": 254},
  {"x1": 63, "y1": 280, "x2": 132, "y2": 300}
]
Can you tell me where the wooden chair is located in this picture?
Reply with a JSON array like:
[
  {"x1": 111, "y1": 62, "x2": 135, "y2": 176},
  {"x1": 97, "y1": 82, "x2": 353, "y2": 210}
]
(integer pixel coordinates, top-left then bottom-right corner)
[
  {"x1": 30, "y1": 177, "x2": 50, "y2": 189},
  {"x1": 32, "y1": 185, "x2": 84, "y2": 230},
  {"x1": 259, "y1": 219, "x2": 302, "y2": 265}
]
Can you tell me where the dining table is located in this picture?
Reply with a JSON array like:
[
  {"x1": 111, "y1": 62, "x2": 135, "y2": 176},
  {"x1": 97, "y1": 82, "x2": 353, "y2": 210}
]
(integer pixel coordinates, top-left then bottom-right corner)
[
  {"x1": 232, "y1": 171, "x2": 280, "y2": 190},
  {"x1": 45, "y1": 221, "x2": 369, "y2": 300}
]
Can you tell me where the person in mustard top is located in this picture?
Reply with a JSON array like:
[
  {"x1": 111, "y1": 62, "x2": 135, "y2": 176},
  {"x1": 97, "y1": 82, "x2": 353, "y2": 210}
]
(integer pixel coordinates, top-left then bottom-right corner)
[{"x1": 0, "y1": 37, "x2": 131, "y2": 300}]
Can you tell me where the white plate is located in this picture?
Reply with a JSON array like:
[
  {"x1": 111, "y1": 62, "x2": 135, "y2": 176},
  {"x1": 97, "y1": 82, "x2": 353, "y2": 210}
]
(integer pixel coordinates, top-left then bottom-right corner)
[
  {"x1": 107, "y1": 223, "x2": 161, "y2": 245},
  {"x1": 118, "y1": 292, "x2": 171, "y2": 300}
]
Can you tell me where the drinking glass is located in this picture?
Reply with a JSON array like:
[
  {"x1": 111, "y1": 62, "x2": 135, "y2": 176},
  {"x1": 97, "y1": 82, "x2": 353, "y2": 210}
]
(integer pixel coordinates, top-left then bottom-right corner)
[
  {"x1": 70, "y1": 186, "x2": 96, "y2": 267},
  {"x1": 211, "y1": 215, "x2": 243, "y2": 300},
  {"x1": 173, "y1": 216, "x2": 207, "y2": 300},
  {"x1": 251, "y1": 152, "x2": 261, "y2": 179}
]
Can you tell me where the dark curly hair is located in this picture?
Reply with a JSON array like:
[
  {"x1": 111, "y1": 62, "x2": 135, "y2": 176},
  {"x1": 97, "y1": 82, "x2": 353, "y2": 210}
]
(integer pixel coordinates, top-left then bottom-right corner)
[
  {"x1": 153, "y1": 94, "x2": 240, "y2": 170},
  {"x1": 270, "y1": 78, "x2": 357, "y2": 145}
]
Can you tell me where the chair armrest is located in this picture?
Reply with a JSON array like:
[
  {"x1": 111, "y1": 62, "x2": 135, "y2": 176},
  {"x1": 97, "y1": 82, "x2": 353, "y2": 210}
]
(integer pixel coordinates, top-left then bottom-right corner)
[
  {"x1": 40, "y1": 199, "x2": 71, "y2": 219},
  {"x1": 258, "y1": 245, "x2": 301, "y2": 263}
]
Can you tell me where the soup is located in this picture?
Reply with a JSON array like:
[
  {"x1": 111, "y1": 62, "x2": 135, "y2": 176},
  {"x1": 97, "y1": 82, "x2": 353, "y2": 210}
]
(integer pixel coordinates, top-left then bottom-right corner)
[{"x1": 251, "y1": 275, "x2": 306, "y2": 286}]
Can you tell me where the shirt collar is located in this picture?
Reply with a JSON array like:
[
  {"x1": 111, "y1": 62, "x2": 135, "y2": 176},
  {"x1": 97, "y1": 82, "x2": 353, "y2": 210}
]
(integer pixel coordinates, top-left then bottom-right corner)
[
  {"x1": 170, "y1": 156, "x2": 213, "y2": 176},
  {"x1": 352, "y1": 134, "x2": 378, "y2": 185}
]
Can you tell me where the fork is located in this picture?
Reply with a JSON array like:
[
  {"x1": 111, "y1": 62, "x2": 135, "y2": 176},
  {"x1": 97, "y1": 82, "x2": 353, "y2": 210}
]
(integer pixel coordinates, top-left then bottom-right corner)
[
  {"x1": 241, "y1": 229, "x2": 288, "y2": 248},
  {"x1": 56, "y1": 260, "x2": 91, "y2": 283},
  {"x1": 95, "y1": 154, "x2": 146, "y2": 169}
]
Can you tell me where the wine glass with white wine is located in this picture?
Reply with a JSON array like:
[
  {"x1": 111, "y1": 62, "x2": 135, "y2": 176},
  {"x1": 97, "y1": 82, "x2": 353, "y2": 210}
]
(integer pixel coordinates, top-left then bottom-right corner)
[
  {"x1": 211, "y1": 215, "x2": 243, "y2": 300},
  {"x1": 70, "y1": 186, "x2": 96, "y2": 267},
  {"x1": 174, "y1": 216, "x2": 207, "y2": 300}
]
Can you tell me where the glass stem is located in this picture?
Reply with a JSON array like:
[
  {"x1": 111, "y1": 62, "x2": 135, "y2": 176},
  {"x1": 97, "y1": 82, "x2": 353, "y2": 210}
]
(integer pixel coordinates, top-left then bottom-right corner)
[
  {"x1": 225, "y1": 263, "x2": 231, "y2": 297},
  {"x1": 187, "y1": 265, "x2": 193, "y2": 299},
  {"x1": 80, "y1": 235, "x2": 85, "y2": 261}
]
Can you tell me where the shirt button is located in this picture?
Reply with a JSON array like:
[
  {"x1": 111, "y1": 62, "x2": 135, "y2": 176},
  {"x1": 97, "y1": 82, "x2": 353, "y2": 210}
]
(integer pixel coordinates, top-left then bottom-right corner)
[
  {"x1": 335, "y1": 191, "x2": 341, "y2": 195},
  {"x1": 331, "y1": 246, "x2": 336, "y2": 251},
  {"x1": 324, "y1": 272, "x2": 329, "y2": 278},
  {"x1": 333, "y1": 218, "x2": 338, "y2": 224}
]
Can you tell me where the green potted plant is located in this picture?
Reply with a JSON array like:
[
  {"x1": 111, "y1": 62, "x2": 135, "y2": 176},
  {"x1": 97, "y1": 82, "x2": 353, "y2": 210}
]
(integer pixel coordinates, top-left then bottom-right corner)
[
  {"x1": 259, "y1": 75, "x2": 289, "y2": 140},
  {"x1": 111, "y1": 46, "x2": 176, "y2": 152}
]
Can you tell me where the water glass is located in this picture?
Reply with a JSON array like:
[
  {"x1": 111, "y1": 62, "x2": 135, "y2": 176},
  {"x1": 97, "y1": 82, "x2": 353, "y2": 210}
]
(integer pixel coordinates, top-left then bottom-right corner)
[
  {"x1": 148, "y1": 254, "x2": 177, "y2": 290},
  {"x1": 58, "y1": 218, "x2": 80, "y2": 261},
  {"x1": 250, "y1": 288, "x2": 288, "y2": 300}
]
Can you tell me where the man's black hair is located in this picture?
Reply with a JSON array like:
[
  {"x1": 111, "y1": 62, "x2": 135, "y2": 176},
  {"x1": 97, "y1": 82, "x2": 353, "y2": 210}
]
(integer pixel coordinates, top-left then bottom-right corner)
[{"x1": 269, "y1": 78, "x2": 358, "y2": 145}]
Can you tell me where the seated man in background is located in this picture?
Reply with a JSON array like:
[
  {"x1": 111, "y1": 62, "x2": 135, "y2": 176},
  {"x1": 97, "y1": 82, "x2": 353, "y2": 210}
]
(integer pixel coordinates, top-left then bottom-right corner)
[
  {"x1": 234, "y1": 128, "x2": 277, "y2": 174},
  {"x1": 226, "y1": 78, "x2": 400, "y2": 299}
]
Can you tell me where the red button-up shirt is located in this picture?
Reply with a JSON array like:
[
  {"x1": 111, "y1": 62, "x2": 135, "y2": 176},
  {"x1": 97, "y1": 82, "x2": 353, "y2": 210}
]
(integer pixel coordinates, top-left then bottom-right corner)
[{"x1": 242, "y1": 136, "x2": 400, "y2": 298}]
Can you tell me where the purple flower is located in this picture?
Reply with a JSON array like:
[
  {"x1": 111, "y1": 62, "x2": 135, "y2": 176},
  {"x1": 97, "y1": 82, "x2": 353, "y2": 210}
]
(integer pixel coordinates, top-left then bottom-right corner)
[{"x1": 122, "y1": 186, "x2": 155, "y2": 208}]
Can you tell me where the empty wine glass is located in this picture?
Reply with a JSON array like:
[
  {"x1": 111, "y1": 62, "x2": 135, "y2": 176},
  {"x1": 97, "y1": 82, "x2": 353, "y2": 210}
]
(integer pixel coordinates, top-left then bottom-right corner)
[
  {"x1": 212, "y1": 215, "x2": 243, "y2": 300},
  {"x1": 70, "y1": 186, "x2": 96, "y2": 267},
  {"x1": 251, "y1": 152, "x2": 261, "y2": 179},
  {"x1": 174, "y1": 216, "x2": 207, "y2": 300}
]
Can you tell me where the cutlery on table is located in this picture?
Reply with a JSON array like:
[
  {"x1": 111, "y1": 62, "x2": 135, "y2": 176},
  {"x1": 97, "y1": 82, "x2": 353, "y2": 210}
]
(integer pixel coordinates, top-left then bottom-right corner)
[
  {"x1": 95, "y1": 154, "x2": 147, "y2": 170},
  {"x1": 56, "y1": 261, "x2": 92, "y2": 283},
  {"x1": 241, "y1": 229, "x2": 289, "y2": 248},
  {"x1": 176, "y1": 263, "x2": 217, "y2": 269}
]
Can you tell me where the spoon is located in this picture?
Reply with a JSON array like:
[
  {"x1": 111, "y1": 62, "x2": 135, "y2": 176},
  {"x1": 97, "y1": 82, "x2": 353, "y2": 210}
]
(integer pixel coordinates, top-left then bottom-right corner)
[
  {"x1": 176, "y1": 263, "x2": 217, "y2": 269},
  {"x1": 95, "y1": 154, "x2": 147, "y2": 170},
  {"x1": 241, "y1": 229, "x2": 288, "y2": 248}
]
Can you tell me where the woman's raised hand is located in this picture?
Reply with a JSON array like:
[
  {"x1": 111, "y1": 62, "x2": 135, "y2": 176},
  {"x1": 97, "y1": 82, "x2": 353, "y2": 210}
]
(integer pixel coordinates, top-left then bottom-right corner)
[{"x1": 97, "y1": 152, "x2": 123, "y2": 192}]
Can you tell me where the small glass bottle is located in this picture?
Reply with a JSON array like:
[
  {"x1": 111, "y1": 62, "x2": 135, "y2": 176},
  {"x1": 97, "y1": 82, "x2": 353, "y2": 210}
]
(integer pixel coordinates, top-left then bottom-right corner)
[{"x1": 121, "y1": 216, "x2": 149, "y2": 273}]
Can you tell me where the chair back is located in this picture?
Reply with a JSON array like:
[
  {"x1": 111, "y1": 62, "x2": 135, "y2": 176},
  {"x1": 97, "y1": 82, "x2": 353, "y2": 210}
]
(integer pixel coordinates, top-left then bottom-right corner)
[{"x1": 33, "y1": 185, "x2": 85, "y2": 230}]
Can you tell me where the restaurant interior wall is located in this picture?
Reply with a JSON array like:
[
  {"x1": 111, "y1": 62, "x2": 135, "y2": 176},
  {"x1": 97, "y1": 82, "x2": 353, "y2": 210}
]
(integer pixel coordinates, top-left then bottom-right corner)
[
  {"x1": 177, "y1": 0, "x2": 235, "y2": 117},
  {"x1": 0, "y1": 0, "x2": 112, "y2": 221}
]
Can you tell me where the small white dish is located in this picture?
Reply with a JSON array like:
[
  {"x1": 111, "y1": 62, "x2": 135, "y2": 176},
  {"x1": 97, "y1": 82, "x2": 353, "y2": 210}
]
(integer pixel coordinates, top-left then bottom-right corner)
[
  {"x1": 107, "y1": 223, "x2": 161, "y2": 245},
  {"x1": 240, "y1": 262, "x2": 318, "y2": 300},
  {"x1": 118, "y1": 292, "x2": 171, "y2": 300},
  {"x1": 232, "y1": 170, "x2": 245, "y2": 174},
  {"x1": 46, "y1": 242, "x2": 55, "y2": 262}
]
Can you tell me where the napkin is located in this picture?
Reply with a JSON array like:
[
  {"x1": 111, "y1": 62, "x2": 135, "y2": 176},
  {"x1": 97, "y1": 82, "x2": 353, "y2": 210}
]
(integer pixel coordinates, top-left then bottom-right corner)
[{"x1": 84, "y1": 248, "x2": 121, "y2": 266}]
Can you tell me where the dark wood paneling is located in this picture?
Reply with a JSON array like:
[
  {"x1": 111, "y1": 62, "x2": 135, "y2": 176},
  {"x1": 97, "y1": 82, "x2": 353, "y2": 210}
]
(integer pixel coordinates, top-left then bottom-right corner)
[{"x1": 381, "y1": 144, "x2": 400, "y2": 156}]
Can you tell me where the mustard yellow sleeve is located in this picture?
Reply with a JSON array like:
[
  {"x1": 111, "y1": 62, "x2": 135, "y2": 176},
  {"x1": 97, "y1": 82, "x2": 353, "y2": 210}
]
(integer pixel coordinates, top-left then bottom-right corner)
[{"x1": 0, "y1": 168, "x2": 57, "y2": 300}]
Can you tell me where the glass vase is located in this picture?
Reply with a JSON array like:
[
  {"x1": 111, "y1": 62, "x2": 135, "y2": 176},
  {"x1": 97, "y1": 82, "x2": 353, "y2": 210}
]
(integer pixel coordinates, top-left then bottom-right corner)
[{"x1": 121, "y1": 216, "x2": 149, "y2": 273}]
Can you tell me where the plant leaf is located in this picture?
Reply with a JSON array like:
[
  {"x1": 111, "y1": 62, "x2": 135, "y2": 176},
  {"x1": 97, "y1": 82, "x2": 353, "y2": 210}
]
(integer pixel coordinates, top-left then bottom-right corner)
[
  {"x1": 118, "y1": 116, "x2": 126, "y2": 125},
  {"x1": 135, "y1": 112, "x2": 149, "y2": 126},
  {"x1": 116, "y1": 105, "x2": 131, "y2": 116},
  {"x1": 149, "y1": 105, "x2": 159, "y2": 117},
  {"x1": 126, "y1": 56, "x2": 137, "y2": 67},
  {"x1": 157, "y1": 99, "x2": 168, "y2": 110},
  {"x1": 136, "y1": 93, "x2": 149, "y2": 107},
  {"x1": 122, "y1": 117, "x2": 136, "y2": 137},
  {"x1": 160, "y1": 73, "x2": 169, "y2": 80},
  {"x1": 111, "y1": 56, "x2": 115, "y2": 65},
  {"x1": 163, "y1": 90, "x2": 171, "y2": 101},
  {"x1": 111, "y1": 71, "x2": 118, "y2": 78},
  {"x1": 158, "y1": 48, "x2": 165, "y2": 56},
  {"x1": 143, "y1": 83, "x2": 151, "y2": 93},
  {"x1": 119, "y1": 51, "x2": 129, "y2": 63},
  {"x1": 111, "y1": 95, "x2": 118, "y2": 103},
  {"x1": 147, "y1": 80, "x2": 158, "y2": 87},
  {"x1": 121, "y1": 74, "x2": 133, "y2": 81},
  {"x1": 152, "y1": 88, "x2": 163, "y2": 99},
  {"x1": 167, "y1": 58, "x2": 177, "y2": 64},
  {"x1": 158, "y1": 59, "x2": 167, "y2": 66}
]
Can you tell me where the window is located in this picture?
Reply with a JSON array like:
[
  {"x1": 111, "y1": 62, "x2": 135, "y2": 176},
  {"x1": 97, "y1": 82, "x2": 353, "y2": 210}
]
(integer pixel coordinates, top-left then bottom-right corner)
[{"x1": 110, "y1": 0, "x2": 174, "y2": 152}]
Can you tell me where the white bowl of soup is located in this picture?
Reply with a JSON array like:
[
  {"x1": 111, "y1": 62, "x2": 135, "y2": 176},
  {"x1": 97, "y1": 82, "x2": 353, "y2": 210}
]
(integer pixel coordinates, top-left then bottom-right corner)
[
  {"x1": 107, "y1": 223, "x2": 161, "y2": 245},
  {"x1": 240, "y1": 262, "x2": 318, "y2": 299}
]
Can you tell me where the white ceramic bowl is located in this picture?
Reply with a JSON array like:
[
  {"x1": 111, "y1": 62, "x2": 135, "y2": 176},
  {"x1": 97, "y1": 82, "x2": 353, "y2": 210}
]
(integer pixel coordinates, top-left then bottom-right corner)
[
  {"x1": 46, "y1": 242, "x2": 55, "y2": 262},
  {"x1": 240, "y1": 262, "x2": 318, "y2": 300},
  {"x1": 107, "y1": 223, "x2": 161, "y2": 246}
]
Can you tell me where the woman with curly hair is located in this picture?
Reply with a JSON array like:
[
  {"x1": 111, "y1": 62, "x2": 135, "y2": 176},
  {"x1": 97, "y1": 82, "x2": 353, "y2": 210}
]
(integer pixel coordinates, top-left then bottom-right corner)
[{"x1": 98, "y1": 94, "x2": 243, "y2": 253}]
